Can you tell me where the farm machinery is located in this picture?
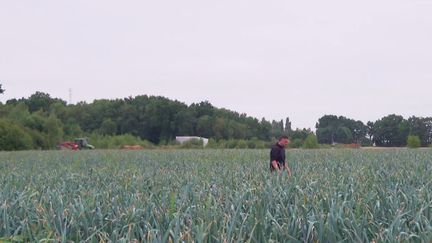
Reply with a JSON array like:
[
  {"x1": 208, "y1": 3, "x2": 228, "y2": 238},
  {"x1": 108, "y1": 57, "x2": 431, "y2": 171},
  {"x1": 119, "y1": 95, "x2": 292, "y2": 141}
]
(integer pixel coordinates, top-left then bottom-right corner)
[{"x1": 58, "y1": 138, "x2": 95, "y2": 150}]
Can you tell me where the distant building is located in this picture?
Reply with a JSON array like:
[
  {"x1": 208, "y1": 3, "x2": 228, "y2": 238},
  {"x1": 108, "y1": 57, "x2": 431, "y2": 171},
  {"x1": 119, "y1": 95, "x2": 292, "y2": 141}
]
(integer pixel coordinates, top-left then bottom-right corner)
[{"x1": 175, "y1": 136, "x2": 209, "y2": 147}]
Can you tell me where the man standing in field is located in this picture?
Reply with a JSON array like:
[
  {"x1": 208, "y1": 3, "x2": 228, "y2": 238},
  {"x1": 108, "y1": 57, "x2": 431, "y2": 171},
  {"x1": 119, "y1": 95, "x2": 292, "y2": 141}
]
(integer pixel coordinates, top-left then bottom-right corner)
[{"x1": 270, "y1": 135, "x2": 292, "y2": 176}]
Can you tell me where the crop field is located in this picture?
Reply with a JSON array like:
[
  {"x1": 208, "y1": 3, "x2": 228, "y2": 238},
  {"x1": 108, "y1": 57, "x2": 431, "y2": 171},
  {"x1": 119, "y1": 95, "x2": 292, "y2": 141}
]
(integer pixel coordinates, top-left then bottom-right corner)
[{"x1": 1, "y1": 149, "x2": 432, "y2": 242}]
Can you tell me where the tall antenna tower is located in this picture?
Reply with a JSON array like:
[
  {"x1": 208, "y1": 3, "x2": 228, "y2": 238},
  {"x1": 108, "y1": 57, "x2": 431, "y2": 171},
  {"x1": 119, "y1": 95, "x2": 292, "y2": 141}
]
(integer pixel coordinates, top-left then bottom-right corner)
[{"x1": 68, "y1": 88, "x2": 72, "y2": 104}]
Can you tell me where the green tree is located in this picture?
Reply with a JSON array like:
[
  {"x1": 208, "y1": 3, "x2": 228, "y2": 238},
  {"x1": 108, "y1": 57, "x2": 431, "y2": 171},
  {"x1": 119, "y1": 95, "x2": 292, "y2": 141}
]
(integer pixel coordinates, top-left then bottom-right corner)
[
  {"x1": 196, "y1": 115, "x2": 213, "y2": 138},
  {"x1": 303, "y1": 134, "x2": 319, "y2": 149},
  {"x1": 407, "y1": 116, "x2": 432, "y2": 146},
  {"x1": 100, "y1": 118, "x2": 117, "y2": 135},
  {"x1": 213, "y1": 117, "x2": 227, "y2": 140},
  {"x1": 316, "y1": 115, "x2": 338, "y2": 144},
  {"x1": 285, "y1": 117, "x2": 292, "y2": 134},
  {"x1": 63, "y1": 122, "x2": 83, "y2": 138},
  {"x1": 271, "y1": 120, "x2": 284, "y2": 138},
  {"x1": 43, "y1": 114, "x2": 64, "y2": 148},
  {"x1": 334, "y1": 126, "x2": 353, "y2": 144},
  {"x1": 0, "y1": 119, "x2": 33, "y2": 150},
  {"x1": 25, "y1": 91, "x2": 66, "y2": 112},
  {"x1": 0, "y1": 83, "x2": 4, "y2": 94},
  {"x1": 316, "y1": 127, "x2": 333, "y2": 144},
  {"x1": 7, "y1": 103, "x2": 31, "y2": 125},
  {"x1": 407, "y1": 135, "x2": 421, "y2": 148},
  {"x1": 288, "y1": 139, "x2": 303, "y2": 148},
  {"x1": 371, "y1": 114, "x2": 409, "y2": 147},
  {"x1": 316, "y1": 115, "x2": 367, "y2": 144},
  {"x1": 258, "y1": 118, "x2": 272, "y2": 140}
]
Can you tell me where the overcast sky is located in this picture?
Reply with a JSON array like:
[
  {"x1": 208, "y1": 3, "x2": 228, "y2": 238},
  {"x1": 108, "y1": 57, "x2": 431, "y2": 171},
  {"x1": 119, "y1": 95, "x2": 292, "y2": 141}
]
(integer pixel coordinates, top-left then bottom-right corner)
[{"x1": 1, "y1": 0, "x2": 431, "y2": 129}]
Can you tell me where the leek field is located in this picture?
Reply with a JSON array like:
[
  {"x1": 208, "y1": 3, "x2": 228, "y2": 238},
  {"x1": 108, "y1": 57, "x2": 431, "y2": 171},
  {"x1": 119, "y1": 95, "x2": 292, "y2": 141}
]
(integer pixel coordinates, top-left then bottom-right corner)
[{"x1": 1, "y1": 149, "x2": 432, "y2": 242}]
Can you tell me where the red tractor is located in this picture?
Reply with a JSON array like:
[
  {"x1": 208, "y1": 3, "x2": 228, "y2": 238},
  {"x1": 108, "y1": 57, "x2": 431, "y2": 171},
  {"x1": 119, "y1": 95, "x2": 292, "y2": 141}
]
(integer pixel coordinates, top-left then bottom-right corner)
[
  {"x1": 58, "y1": 141, "x2": 79, "y2": 150},
  {"x1": 58, "y1": 138, "x2": 95, "y2": 150}
]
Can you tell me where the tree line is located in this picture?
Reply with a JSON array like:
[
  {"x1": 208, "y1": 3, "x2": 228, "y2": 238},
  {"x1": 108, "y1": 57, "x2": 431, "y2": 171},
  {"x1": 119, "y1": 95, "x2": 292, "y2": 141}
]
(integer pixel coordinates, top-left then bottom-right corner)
[
  {"x1": 0, "y1": 90, "x2": 431, "y2": 150},
  {"x1": 316, "y1": 115, "x2": 432, "y2": 147}
]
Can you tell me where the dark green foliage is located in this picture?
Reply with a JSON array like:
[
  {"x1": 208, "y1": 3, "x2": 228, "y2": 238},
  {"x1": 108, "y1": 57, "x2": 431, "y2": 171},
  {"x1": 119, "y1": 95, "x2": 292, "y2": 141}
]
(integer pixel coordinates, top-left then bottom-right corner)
[
  {"x1": 1, "y1": 93, "x2": 277, "y2": 148},
  {"x1": 287, "y1": 128, "x2": 314, "y2": 148},
  {"x1": 89, "y1": 133, "x2": 154, "y2": 149},
  {"x1": 288, "y1": 138, "x2": 303, "y2": 148},
  {"x1": 334, "y1": 126, "x2": 353, "y2": 144},
  {"x1": 0, "y1": 83, "x2": 4, "y2": 94},
  {"x1": 316, "y1": 115, "x2": 367, "y2": 144},
  {"x1": 407, "y1": 116, "x2": 432, "y2": 146},
  {"x1": 0, "y1": 119, "x2": 33, "y2": 150},
  {"x1": 3, "y1": 91, "x2": 432, "y2": 149},
  {"x1": 179, "y1": 138, "x2": 204, "y2": 149},
  {"x1": 407, "y1": 135, "x2": 421, "y2": 148},
  {"x1": 24, "y1": 91, "x2": 66, "y2": 112},
  {"x1": 100, "y1": 118, "x2": 117, "y2": 135},
  {"x1": 303, "y1": 134, "x2": 319, "y2": 149},
  {"x1": 372, "y1": 114, "x2": 410, "y2": 147}
]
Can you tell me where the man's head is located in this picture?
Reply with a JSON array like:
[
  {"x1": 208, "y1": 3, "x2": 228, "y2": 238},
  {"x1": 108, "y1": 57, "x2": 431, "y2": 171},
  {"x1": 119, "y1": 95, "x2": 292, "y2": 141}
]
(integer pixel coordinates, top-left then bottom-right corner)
[{"x1": 278, "y1": 135, "x2": 290, "y2": 147}]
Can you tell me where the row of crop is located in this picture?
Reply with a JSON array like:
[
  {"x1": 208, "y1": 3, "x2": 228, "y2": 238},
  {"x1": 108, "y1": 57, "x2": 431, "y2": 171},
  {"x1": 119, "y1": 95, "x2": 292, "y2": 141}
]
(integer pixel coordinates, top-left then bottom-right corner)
[{"x1": 0, "y1": 149, "x2": 431, "y2": 241}]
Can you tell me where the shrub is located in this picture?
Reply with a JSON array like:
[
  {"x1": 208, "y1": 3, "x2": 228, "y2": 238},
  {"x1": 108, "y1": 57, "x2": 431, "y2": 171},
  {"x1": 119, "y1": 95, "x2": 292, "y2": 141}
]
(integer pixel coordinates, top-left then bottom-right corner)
[
  {"x1": 303, "y1": 134, "x2": 319, "y2": 149},
  {"x1": 89, "y1": 133, "x2": 154, "y2": 149},
  {"x1": 288, "y1": 138, "x2": 303, "y2": 148},
  {"x1": 236, "y1": 140, "x2": 248, "y2": 149},
  {"x1": 180, "y1": 138, "x2": 204, "y2": 149},
  {"x1": 226, "y1": 139, "x2": 238, "y2": 149},
  {"x1": 407, "y1": 135, "x2": 421, "y2": 148},
  {"x1": 247, "y1": 138, "x2": 265, "y2": 149},
  {"x1": 206, "y1": 138, "x2": 218, "y2": 148},
  {"x1": 0, "y1": 119, "x2": 33, "y2": 150}
]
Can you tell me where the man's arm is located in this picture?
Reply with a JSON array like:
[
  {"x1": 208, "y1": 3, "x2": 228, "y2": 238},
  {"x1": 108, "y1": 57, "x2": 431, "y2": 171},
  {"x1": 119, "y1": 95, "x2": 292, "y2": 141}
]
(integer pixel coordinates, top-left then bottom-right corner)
[
  {"x1": 284, "y1": 163, "x2": 292, "y2": 176},
  {"x1": 271, "y1": 160, "x2": 280, "y2": 171}
]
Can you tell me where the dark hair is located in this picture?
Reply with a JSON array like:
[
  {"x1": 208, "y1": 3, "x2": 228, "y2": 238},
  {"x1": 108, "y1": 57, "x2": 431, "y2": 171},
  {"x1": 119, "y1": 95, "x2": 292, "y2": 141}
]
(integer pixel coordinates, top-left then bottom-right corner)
[{"x1": 278, "y1": 135, "x2": 289, "y2": 141}]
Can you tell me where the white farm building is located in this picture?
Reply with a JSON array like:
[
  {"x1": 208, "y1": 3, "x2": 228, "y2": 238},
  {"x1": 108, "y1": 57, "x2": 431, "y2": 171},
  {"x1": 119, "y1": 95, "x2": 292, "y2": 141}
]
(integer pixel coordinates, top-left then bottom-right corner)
[{"x1": 175, "y1": 136, "x2": 209, "y2": 147}]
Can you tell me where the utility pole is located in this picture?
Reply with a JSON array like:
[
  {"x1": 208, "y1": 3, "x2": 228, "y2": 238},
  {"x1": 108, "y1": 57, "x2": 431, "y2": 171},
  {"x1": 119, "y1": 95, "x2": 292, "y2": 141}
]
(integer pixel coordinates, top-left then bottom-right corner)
[{"x1": 69, "y1": 88, "x2": 72, "y2": 104}]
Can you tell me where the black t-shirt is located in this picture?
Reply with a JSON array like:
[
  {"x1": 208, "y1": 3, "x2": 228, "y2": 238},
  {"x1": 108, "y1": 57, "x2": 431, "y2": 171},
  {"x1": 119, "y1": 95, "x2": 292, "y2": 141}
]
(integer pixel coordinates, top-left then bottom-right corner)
[{"x1": 270, "y1": 143, "x2": 285, "y2": 168}]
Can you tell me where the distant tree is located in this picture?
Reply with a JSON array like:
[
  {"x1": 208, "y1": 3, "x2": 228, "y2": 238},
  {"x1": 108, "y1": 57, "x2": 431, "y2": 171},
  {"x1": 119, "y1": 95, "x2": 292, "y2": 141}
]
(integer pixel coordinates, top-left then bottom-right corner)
[
  {"x1": 7, "y1": 103, "x2": 31, "y2": 125},
  {"x1": 366, "y1": 121, "x2": 375, "y2": 142},
  {"x1": 334, "y1": 126, "x2": 353, "y2": 144},
  {"x1": 291, "y1": 128, "x2": 313, "y2": 141},
  {"x1": 174, "y1": 109, "x2": 197, "y2": 136},
  {"x1": 407, "y1": 116, "x2": 432, "y2": 146},
  {"x1": 407, "y1": 135, "x2": 421, "y2": 148},
  {"x1": 0, "y1": 92, "x2": 278, "y2": 148},
  {"x1": 196, "y1": 115, "x2": 213, "y2": 138},
  {"x1": 0, "y1": 83, "x2": 4, "y2": 94},
  {"x1": 25, "y1": 91, "x2": 67, "y2": 112},
  {"x1": 271, "y1": 119, "x2": 284, "y2": 138},
  {"x1": 316, "y1": 127, "x2": 333, "y2": 144},
  {"x1": 191, "y1": 101, "x2": 214, "y2": 117},
  {"x1": 348, "y1": 120, "x2": 368, "y2": 144},
  {"x1": 100, "y1": 118, "x2": 117, "y2": 135},
  {"x1": 371, "y1": 114, "x2": 409, "y2": 147},
  {"x1": 258, "y1": 118, "x2": 272, "y2": 140},
  {"x1": 316, "y1": 115, "x2": 339, "y2": 144},
  {"x1": 213, "y1": 117, "x2": 227, "y2": 140},
  {"x1": 285, "y1": 117, "x2": 292, "y2": 134},
  {"x1": 63, "y1": 122, "x2": 83, "y2": 137},
  {"x1": 316, "y1": 115, "x2": 367, "y2": 144},
  {"x1": 0, "y1": 119, "x2": 33, "y2": 150},
  {"x1": 43, "y1": 114, "x2": 64, "y2": 148},
  {"x1": 288, "y1": 138, "x2": 303, "y2": 148},
  {"x1": 303, "y1": 134, "x2": 319, "y2": 149}
]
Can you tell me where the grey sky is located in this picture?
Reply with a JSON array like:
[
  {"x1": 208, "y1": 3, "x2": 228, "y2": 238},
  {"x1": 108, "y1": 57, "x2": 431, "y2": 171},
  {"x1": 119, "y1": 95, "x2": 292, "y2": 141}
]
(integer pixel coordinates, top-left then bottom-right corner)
[{"x1": 1, "y1": 0, "x2": 431, "y2": 129}]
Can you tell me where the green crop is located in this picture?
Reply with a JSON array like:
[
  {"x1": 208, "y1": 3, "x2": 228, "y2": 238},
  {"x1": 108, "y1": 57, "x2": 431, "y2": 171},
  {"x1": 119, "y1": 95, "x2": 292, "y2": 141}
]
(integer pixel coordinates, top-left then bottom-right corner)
[{"x1": 0, "y1": 149, "x2": 431, "y2": 242}]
